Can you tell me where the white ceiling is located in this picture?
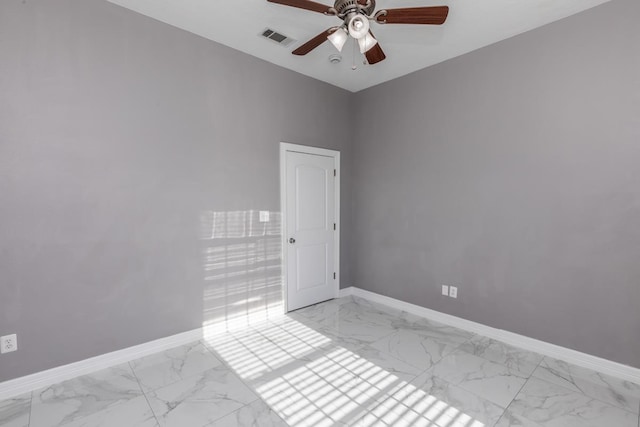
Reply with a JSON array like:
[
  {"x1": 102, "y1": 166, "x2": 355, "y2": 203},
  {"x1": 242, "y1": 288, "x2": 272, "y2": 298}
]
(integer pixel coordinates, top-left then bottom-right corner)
[{"x1": 106, "y1": 0, "x2": 610, "y2": 92}]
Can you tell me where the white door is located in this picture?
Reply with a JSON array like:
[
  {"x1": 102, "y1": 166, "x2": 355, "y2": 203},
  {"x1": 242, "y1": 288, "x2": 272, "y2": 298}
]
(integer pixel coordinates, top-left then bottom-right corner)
[{"x1": 282, "y1": 146, "x2": 339, "y2": 312}]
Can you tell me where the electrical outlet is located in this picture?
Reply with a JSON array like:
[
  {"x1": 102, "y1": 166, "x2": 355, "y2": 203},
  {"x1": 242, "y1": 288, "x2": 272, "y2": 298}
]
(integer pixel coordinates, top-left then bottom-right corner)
[
  {"x1": 259, "y1": 211, "x2": 270, "y2": 223},
  {"x1": 449, "y1": 286, "x2": 458, "y2": 299},
  {"x1": 1, "y1": 334, "x2": 17, "y2": 354},
  {"x1": 441, "y1": 285, "x2": 449, "y2": 296}
]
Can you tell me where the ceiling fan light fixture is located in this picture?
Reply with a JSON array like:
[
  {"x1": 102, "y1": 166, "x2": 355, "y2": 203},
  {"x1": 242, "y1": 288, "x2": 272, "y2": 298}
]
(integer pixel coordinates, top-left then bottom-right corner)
[
  {"x1": 327, "y1": 27, "x2": 348, "y2": 52},
  {"x1": 347, "y1": 14, "x2": 370, "y2": 39},
  {"x1": 358, "y1": 33, "x2": 377, "y2": 53}
]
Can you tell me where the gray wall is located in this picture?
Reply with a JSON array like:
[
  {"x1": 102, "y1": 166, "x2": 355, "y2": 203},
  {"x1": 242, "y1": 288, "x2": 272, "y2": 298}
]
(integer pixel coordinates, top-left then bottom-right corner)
[
  {"x1": 353, "y1": 0, "x2": 640, "y2": 368},
  {"x1": 2, "y1": 0, "x2": 639, "y2": 383},
  {"x1": 0, "y1": 0, "x2": 353, "y2": 382}
]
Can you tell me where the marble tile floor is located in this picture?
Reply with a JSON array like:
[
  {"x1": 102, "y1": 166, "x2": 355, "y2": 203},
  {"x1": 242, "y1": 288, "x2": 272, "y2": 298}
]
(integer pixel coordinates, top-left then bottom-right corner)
[{"x1": 1, "y1": 296, "x2": 639, "y2": 427}]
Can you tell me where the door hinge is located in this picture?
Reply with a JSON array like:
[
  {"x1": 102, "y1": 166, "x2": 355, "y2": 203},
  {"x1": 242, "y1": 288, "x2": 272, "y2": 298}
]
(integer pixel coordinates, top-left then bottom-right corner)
[
  {"x1": 333, "y1": 223, "x2": 336, "y2": 230},
  {"x1": 333, "y1": 272, "x2": 336, "y2": 280},
  {"x1": 334, "y1": 169, "x2": 336, "y2": 177}
]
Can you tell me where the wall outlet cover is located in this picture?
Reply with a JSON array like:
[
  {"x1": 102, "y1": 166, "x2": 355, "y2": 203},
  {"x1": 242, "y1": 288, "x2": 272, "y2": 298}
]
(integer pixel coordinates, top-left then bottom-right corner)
[
  {"x1": 449, "y1": 286, "x2": 458, "y2": 298},
  {"x1": 441, "y1": 285, "x2": 449, "y2": 296},
  {"x1": 0, "y1": 334, "x2": 17, "y2": 354}
]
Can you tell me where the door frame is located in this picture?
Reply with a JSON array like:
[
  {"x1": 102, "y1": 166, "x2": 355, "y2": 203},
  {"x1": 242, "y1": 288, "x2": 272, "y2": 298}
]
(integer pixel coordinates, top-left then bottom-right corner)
[{"x1": 280, "y1": 142, "x2": 340, "y2": 313}]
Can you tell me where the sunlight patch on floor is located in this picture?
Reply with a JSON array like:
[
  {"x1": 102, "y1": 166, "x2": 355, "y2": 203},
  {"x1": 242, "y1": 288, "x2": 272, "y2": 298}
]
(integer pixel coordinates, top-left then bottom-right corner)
[{"x1": 204, "y1": 317, "x2": 484, "y2": 427}]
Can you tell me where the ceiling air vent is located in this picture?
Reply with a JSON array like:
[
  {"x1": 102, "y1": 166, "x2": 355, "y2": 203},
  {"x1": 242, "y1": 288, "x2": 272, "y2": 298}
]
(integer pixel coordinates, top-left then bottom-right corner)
[{"x1": 260, "y1": 28, "x2": 295, "y2": 47}]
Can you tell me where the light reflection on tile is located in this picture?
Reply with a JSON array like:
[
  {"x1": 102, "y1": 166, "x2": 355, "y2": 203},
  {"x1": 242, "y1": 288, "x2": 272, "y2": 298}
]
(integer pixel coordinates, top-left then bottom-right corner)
[{"x1": 9, "y1": 295, "x2": 640, "y2": 427}]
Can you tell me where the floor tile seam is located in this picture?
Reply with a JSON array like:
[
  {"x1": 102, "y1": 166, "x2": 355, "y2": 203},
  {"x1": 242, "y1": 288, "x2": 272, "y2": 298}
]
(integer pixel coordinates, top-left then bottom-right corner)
[
  {"x1": 525, "y1": 374, "x2": 640, "y2": 416},
  {"x1": 499, "y1": 368, "x2": 532, "y2": 417},
  {"x1": 365, "y1": 341, "x2": 429, "y2": 372},
  {"x1": 352, "y1": 352, "x2": 425, "y2": 383},
  {"x1": 337, "y1": 370, "x2": 438, "y2": 426},
  {"x1": 200, "y1": 337, "x2": 256, "y2": 388},
  {"x1": 345, "y1": 307, "x2": 410, "y2": 334},
  {"x1": 199, "y1": 336, "x2": 285, "y2": 424},
  {"x1": 448, "y1": 346, "x2": 540, "y2": 383},
  {"x1": 544, "y1": 356, "x2": 640, "y2": 389},
  {"x1": 330, "y1": 307, "x2": 404, "y2": 329},
  {"x1": 131, "y1": 353, "x2": 226, "y2": 391},
  {"x1": 282, "y1": 313, "x2": 331, "y2": 333},
  {"x1": 369, "y1": 375, "x2": 485, "y2": 427},
  {"x1": 206, "y1": 328, "x2": 360, "y2": 386},
  {"x1": 370, "y1": 327, "x2": 473, "y2": 374},
  {"x1": 445, "y1": 370, "x2": 526, "y2": 410},
  {"x1": 200, "y1": 338, "x2": 236, "y2": 365},
  {"x1": 384, "y1": 365, "x2": 504, "y2": 427},
  {"x1": 319, "y1": 320, "x2": 393, "y2": 350},
  {"x1": 536, "y1": 357, "x2": 640, "y2": 397},
  {"x1": 139, "y1": 349, "x2": 263, "y2": 427},
  {"x1": 26, "y1": 391, "x2": 33, "y2": 427},
  {"x1": 529, "y1": 356, "x2": 545, "y2": 380},
  {"x1": 426, "y1": 369, "x2": 511, "y2": 421},
  {"x1": 34, "y1": 385, "x2": 155, "y2": 427},
  {"x1": 343, "y1": 362, "x2": 423, "y2": 397},
  {"x1": 294, "y1": 334, "x2": 425, "y2": 387},
  {"x1": 531, "y1": 360, "x2": 640, "y2": 415},
  {"x1": 455, "y1": 338, "x2": 545, "y2": 378},
  {"x1": 235, "y1": 324, "x2": 417, "y2": 425},
  {"x1": 246, "y1": 398, "x2": 289, "y2": 427},
  {"x1": 584, "y1": 377, "x2": 640, "y2": 413},
  {"x1": 498, "y1": 399, "x2": 638, "y2": 427},
  {"x1": 535, "y1": 357, "x2": 627, "y2": 394},
  {"x1": 394, "y1": 324, "x2": 475, "y2": 349},
  {"x1": 127, "y1": 361, "x2": 161, "y2": 427},
  {"x1": 441, "y1": 334, "x2": 475, "y2": 359},
  {"x1": 251, "y1": 370, "x2": 353, "y2": 427},
  {"x1": 250, "y1": 321, "x2": 344, "y2": 358},
  {"x1": 493, "y1": 411, "x2": 508, "y2": 427},
  {"x1": 202, "y1": 333, "x2": 273, "y2": 381},
  {"x1": 254, "y1": 346, "x2": 360, "y2": 386},
  {"x1": 205, "y1": 397, "x2": 263, "y2": 427},
  {"x1": 128, "y1": 362, "x2": 183, "y2": 395},
  {"x1": 532, "y1": 357, "x2": 584, "y2": 390}
]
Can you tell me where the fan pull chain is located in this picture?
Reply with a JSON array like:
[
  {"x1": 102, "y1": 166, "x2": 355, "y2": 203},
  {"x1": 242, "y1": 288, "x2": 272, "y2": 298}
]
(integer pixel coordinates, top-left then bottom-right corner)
[{"x1": 351, "y1": 37, "x2": 357, "y2": 71}]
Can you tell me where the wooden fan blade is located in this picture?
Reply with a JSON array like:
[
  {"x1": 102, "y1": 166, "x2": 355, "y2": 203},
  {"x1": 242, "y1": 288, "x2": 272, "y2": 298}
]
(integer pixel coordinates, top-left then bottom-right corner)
[
  {"x1": 267, "y1": 0, "x2": 333, "y2": 14},
  {"x1": 292, "y1": 28, "x2": 333, "y2": 56},
  {"x1": 376, "y1": 6, "x2": 449, "y2": 25},
  {"x1": 365, "y1": 31, "x2": 386, "y2": 65}
]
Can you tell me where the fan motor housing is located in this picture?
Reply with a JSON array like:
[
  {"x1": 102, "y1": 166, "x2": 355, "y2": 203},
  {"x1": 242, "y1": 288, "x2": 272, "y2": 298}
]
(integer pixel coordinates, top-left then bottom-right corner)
[{"x1": 333, "y1": 0, "x2": 376, "y2": 17}]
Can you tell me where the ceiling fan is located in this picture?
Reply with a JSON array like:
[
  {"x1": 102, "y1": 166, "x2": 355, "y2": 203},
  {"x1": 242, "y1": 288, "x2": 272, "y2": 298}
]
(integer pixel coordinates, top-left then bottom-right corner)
[{"x1": 266, "y1": 0, "x2": 449, "y2": 65}]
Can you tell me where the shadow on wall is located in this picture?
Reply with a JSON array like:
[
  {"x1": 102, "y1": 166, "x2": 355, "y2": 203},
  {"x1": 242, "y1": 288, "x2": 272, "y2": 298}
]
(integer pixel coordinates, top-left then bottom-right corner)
[{"x1": 199, "y1": 210, "x2": 284, "y2": 336}]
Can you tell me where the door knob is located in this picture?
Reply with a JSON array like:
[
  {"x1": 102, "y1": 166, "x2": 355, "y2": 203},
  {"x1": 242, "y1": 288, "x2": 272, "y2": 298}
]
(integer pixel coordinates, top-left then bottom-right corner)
[{"x1": 289, "y1": 238, "x2": 296, "y2": 244}]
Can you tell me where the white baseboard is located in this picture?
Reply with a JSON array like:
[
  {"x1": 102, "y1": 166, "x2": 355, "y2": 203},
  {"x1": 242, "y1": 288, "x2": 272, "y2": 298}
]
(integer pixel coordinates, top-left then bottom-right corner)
[
  {"x1": 342, "y1": 286, "x2": 640, "y2": 385},
  {"x1": 338, "y1": 287, "x2": 354, "y2": 298},
  {"x1": 0, "y1": 328, "x2": 203, "y2": 401},
  {"x1": 3, "y1": 287, "x2": 638, "y2": 400}
]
